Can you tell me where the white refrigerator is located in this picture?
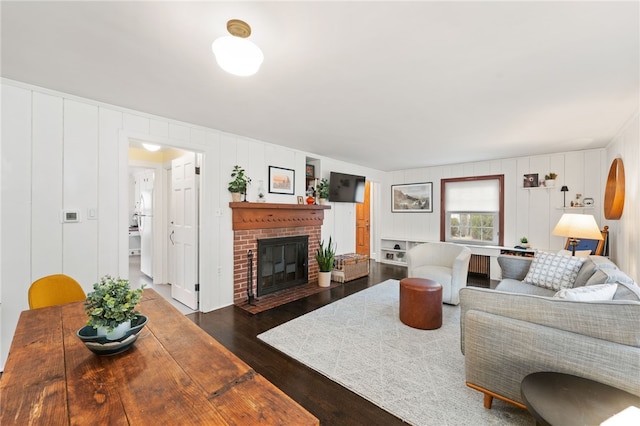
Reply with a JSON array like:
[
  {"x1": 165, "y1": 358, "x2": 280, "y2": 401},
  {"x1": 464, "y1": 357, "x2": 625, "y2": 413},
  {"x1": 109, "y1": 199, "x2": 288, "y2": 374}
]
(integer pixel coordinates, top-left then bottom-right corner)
[{"x1": 137, "y1": 177, "x2": 154, "y2": 278}]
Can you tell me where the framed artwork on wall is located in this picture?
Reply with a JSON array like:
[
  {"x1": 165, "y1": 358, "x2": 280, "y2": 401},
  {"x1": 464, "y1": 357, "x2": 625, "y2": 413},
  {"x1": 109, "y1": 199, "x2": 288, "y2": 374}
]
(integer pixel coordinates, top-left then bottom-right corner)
[
  {"x1": 391, "y1": 182, "x2": 433, "y2": 212},
  {"x1": 305, "y1": 164, "x2": 315, "y2": 177},
  {"x1": 269, "y1": 166, "x2": 295, "y2": 195},
  {"x1": 523, "y1": 173, "x2": 539, "y2": 188}
]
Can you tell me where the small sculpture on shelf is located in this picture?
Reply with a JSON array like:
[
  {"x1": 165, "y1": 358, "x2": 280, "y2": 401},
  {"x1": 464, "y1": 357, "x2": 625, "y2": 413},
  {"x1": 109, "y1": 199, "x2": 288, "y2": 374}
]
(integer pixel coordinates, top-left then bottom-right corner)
[{"x1": 306, "y1": 185, "x2": 316, "y2": 204}]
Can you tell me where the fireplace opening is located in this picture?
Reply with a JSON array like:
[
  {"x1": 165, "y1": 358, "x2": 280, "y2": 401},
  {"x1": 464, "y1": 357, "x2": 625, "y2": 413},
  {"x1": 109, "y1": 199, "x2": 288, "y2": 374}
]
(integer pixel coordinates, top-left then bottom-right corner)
[{"x1": 257, "y1": 236, "x2": 309, "y2": 297}]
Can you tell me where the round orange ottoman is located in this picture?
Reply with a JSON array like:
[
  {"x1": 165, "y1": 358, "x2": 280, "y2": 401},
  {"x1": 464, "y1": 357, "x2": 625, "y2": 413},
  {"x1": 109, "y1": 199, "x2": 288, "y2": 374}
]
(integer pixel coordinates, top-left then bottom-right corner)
[{"x1": 399, "y1": 278, "x2": 443, "y2": 330}]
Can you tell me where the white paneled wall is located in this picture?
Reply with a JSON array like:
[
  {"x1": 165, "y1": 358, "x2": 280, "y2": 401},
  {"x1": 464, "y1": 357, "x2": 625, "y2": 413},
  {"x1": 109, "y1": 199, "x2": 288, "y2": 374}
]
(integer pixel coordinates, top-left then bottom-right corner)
[
  {"x1": 32, "y1": 92, "x2": 63, "y2": 278},
  {"x1": 381, "y1": 149, "x2": 607, "y2": 252},
  {"x1": 1, "y1": 85, "x2": 32, "y2": 372},
  {"x1": 2, "y1": 78, "x2": 636, "y2": 372},
  {"x1": 606, "y1": 113, "x2": 640, "y2": 280},
  {"x1": 0, "y1": 79, "x2": 383, "y2": 369}
]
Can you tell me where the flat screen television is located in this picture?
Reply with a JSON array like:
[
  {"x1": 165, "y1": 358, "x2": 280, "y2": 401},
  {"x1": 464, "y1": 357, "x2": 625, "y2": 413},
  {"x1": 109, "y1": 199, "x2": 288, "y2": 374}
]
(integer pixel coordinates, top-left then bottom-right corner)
[{"x1": 329, "y1": 171, "x2": 366, "y2": 203}]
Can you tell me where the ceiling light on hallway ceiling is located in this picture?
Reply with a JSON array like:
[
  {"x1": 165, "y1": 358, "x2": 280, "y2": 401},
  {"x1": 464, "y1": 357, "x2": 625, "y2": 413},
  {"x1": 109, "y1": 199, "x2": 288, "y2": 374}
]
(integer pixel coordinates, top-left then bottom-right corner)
[
  {"x1": 212, "y1": 19, "x2": 264, "y2": 77},
  {"x1": 142, "y1": 143, "x2": 161, "y2": 152}
]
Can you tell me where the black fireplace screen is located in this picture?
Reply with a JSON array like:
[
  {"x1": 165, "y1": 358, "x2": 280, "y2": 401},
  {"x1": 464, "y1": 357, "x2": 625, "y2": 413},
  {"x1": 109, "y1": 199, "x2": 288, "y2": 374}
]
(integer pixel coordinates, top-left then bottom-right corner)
[{"x1": 257, "y1": 236, "x2": 308, "y2": 297}]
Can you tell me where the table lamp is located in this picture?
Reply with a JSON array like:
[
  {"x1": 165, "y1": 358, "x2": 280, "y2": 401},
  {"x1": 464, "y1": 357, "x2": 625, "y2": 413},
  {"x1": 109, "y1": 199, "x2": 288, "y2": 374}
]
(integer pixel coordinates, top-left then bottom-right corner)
[
  {"x1": 552, "y1": 213, "x2": 603, "y2": 256},
  {"x1": 561, "y1": 185, "x2": 569, "y2": 207}
]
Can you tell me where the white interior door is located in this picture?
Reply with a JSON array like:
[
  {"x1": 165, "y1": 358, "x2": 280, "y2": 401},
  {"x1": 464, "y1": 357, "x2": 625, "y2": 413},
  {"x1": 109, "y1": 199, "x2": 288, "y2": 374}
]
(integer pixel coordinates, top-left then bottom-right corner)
[{"x1": 170, "y1": 152, "x2": 199, "y2": 309}]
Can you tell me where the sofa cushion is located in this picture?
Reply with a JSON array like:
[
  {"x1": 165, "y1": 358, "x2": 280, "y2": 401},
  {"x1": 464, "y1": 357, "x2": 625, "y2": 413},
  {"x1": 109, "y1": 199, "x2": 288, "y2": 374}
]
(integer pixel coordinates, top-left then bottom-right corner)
[
  {"x1": 554, "y1": 284, "x2": 617, "y2": 301},
  {"x1": 613, "y1": 282, "x2": 640, "y2": 301},
  {"x1": 495, "y1": 279, "x2": 557, "y2": 297},
  {"x1": 589, "y1": 256, "x2": 619, "y2": 271},
  {"x1": 585, "y1": 268, "x2": 635, "y2": 286},
  {"x1": 524, "y1": 252, "x2": 586, "y2": 291}
]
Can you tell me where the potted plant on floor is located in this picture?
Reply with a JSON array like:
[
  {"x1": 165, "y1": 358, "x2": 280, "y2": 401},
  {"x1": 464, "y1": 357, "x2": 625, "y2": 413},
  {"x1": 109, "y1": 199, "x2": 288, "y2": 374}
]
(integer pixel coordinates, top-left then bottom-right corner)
[
  {"x1": 315, "y1": 237, "x2": 336, "y2": 287},
  {"x1": 316, "y1": 178, "x2": 329, "y2": 205},
  {"x1": 228, "y1": 165, "x2": 251, "y2": 202},
  {"x1": 84, "y1": 275, "x2": 145, "y2": 340}
]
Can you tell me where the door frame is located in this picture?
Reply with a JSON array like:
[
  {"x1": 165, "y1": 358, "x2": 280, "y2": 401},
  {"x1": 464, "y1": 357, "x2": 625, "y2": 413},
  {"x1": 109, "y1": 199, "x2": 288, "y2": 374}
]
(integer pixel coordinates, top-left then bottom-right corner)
[{"x1": 120, "y1": 131, "x2": 204, "y2": 310}]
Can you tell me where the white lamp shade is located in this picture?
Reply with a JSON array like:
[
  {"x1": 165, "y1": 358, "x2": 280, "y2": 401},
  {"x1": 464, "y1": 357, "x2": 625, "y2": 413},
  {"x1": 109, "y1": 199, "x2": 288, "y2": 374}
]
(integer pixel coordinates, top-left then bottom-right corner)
[
  {"x1": 212, "y1": 36, "x2": 264, "y2": 76},
  {"x1": 552, "y1": 214, "x2": 603, "y2": 240}
]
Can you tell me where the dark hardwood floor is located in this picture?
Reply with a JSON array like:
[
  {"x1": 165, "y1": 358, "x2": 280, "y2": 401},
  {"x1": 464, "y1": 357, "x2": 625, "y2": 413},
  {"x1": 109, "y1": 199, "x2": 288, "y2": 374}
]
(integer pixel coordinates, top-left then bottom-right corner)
[{"x1": 188, "y1": 262, "x2": 491, "y2": 425}]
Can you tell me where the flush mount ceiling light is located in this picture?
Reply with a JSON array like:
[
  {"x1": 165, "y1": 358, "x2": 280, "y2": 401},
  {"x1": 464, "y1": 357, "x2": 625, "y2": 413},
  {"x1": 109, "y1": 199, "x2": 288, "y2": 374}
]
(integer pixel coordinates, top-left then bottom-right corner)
[
  {"x1": 212, "y1": 19, "x2": 264, "y2": 77},
  {"x1": 142, "y1": 143, "x2": 161, "y2": 152}
]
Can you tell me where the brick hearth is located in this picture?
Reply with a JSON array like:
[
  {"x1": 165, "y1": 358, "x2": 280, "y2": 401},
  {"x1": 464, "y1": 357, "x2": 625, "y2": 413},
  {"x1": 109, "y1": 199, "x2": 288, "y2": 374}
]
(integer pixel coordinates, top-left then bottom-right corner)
[{"x1": 229, "y1": 202, "x2": 330, "y2": 308}]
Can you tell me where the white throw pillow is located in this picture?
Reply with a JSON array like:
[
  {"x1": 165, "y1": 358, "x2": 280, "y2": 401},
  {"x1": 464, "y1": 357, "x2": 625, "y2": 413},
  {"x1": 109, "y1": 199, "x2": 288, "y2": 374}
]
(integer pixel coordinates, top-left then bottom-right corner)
[
  {"x1": 524, "y1": 251, "x2": 586, "y2": 291},
  {"x1": 557, "y1": 249, "x2": 591, "y2": 258},
  {"x1": 554, "y1": 284, "x2": 618, "y2": 301}
]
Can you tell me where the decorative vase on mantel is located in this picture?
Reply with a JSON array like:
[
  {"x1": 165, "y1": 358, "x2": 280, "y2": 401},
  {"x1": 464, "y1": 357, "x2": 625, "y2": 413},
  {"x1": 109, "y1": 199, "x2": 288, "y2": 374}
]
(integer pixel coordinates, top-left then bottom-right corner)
[{"x1": 257, "y1": 180, "x2": 266, "y2": 202}]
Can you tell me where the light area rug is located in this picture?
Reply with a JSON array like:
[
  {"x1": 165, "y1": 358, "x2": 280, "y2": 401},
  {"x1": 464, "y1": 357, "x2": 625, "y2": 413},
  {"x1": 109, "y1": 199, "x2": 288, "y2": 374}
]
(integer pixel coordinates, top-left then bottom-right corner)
[{"x1": 258, "y1": 279, "x2": 534, "y2": 425}]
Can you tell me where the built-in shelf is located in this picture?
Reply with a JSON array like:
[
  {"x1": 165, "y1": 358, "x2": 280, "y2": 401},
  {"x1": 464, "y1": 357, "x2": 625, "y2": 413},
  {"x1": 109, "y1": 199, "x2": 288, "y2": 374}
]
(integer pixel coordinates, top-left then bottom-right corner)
[
  {"x1": 522, "y1": 186, "x2": 555, "y2": 190},
  {"x1": 379, "y1": 237, "x2": 431, "y2": 265},
  {"x1": 556, "y1": 206, "x2": 594, "y2": 210}
]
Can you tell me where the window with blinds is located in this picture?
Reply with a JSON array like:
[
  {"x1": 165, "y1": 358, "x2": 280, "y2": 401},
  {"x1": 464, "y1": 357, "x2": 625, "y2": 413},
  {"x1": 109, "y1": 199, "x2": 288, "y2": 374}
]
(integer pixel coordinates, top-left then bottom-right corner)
[{"x1": 441, "y1": 175, "x2": 504, "y2": 246}]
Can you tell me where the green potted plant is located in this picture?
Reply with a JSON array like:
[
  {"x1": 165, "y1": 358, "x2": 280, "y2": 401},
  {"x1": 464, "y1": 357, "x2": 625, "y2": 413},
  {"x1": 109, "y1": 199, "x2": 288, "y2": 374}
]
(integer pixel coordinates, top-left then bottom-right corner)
[
  {"x1": 228, "y1": 165, "x2": 251, "y2": 202},
  {"x1": 544, "y1": 172, "x2": 557, "y2": 188},
  {"x1": 519, "y1": 236, "x2": 530, "y2": 248},
  {"x1": 315, "y1": 236, "x2": 336, "y2": 287},
  {"x1": 84, "y1": 275, "x2": 144, "y2": 340},
  {"x1": 316, "y1": 178, "x2": 329, "y2": 204}
]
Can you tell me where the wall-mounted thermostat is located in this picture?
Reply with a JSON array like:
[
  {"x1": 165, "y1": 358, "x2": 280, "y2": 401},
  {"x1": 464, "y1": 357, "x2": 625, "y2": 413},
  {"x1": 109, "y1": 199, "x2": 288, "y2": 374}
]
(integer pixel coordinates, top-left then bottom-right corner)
[{"x1": 62, "y1": 210, "x2": 80, "y2": 223}]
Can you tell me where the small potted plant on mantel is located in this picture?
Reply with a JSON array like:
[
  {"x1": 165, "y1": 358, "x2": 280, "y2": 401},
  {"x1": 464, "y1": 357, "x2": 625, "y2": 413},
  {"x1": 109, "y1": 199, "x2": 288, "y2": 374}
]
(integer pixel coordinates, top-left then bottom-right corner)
[
  {"x1": 228, "y1": 165, "x2": 251, "y2": 202},
  {"x1": 544, "y1": 172, "x2": 558, "y2": 188},
  {"x1": 316, "y1": 178, "x2": 330, "y2": 205},
  {"x1": 84, "y1": 275, "x2": 144, "y2": 340},
  {"x1": 315, "y1": 237, "x2": 336, "y2": 288}
]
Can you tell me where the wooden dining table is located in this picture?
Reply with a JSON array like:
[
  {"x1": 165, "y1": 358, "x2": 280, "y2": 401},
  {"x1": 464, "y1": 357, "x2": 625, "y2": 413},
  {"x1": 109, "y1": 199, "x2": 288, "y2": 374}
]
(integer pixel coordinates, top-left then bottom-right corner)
[{"x1": 0, "y1": 289, "x2": 319, "y2": 425}]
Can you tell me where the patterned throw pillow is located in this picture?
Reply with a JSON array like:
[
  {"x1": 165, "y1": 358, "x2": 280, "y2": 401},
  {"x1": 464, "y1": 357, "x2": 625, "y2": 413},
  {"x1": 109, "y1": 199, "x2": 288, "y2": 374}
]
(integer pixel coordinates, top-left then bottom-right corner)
[{"x1": 524, "y1": 251, "x2": 586, "y2": 291}]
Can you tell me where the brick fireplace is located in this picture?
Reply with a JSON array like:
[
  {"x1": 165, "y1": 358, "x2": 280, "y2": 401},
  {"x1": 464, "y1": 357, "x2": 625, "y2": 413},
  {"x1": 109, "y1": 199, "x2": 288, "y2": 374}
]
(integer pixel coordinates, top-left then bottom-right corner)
[{"x1": 230, "y1": 202, "x2": 330, "y2": 306}]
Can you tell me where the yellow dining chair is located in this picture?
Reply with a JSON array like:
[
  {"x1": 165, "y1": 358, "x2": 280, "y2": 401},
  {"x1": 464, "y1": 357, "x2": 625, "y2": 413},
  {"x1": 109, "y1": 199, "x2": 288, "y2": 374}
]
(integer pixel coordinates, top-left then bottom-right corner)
[{"x1": 28, "y1": 274, "x2": 86, "y2": 309}]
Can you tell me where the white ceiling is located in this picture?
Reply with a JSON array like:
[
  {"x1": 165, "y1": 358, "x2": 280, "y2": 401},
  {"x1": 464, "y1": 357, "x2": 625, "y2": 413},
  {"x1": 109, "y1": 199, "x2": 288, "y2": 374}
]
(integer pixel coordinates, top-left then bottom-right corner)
[{"x1": 2, "y1": 1, "x2": 638, "y2": 171}]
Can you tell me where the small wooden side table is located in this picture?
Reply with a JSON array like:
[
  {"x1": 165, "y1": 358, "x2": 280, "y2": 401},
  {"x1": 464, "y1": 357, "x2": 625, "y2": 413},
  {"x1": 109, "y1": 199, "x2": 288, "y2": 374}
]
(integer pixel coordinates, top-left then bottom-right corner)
[{"x1": 521, "y1": 372, "x2": 640, "y2": 426}]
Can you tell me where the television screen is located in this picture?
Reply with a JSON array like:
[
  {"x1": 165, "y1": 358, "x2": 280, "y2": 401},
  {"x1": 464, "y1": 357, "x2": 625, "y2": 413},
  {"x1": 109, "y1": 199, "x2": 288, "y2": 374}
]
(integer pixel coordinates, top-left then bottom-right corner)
[{"x1": 329, "y1": 172, "x2": 366, "y2": 203}]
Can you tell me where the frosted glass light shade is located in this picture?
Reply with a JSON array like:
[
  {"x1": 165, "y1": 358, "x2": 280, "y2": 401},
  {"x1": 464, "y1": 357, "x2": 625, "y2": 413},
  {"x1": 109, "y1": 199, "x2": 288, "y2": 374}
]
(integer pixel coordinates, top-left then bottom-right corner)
[
  {"x1": 142, "y1": 143, "x2": 161, "y2": 152},
  {"x1": 212, "y1": 36, "x2": 264, "y2": 76}
]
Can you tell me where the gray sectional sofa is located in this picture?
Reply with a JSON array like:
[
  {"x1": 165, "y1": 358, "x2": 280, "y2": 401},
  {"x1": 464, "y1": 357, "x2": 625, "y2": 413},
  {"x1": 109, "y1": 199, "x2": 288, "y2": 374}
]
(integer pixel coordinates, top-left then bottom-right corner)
[{"x1": 459, "y1": 254, "x2": 640, "y2": 410}]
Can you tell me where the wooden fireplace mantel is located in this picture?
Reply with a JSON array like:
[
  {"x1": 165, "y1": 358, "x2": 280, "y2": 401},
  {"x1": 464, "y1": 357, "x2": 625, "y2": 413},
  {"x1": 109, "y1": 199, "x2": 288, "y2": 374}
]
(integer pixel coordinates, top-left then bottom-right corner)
[{"x1": 229, "y1": 202, "x2": 331, "y2": 230}]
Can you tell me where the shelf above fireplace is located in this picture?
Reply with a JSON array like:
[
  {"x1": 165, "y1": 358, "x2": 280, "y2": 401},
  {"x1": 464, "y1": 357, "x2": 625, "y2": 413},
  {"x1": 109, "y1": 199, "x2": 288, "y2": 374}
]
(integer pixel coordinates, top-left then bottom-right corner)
[{"x1": 229, "y1": 202, "x2": 330, "y2": 230}]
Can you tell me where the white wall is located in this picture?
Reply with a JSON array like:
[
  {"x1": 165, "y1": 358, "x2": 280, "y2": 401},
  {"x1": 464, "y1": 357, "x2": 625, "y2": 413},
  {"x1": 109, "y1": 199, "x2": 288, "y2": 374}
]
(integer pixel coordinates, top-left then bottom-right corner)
[
  {"x1": 3, "y1": 78, "x2": 637, "y2": 371},
  {"x1": 381, "y1": 149, "x2": 609, "y2": 254},
  {"x1": 0, "y1": 79, "x2": 382, "y2": 369},
  {"x1": 605, "y1": 113, "x2": 640, "y2": 280}
]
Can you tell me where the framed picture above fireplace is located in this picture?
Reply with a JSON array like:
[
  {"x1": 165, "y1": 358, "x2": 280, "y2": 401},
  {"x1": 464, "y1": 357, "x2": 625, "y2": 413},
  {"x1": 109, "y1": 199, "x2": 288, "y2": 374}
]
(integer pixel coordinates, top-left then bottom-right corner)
[{"x1": 269, "y1": 166, "x2": 295, "y2": 195}]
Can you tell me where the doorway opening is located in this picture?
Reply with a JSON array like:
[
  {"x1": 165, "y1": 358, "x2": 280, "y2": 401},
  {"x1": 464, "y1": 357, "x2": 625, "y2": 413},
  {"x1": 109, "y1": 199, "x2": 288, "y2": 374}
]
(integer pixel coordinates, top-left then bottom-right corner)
[{"x1": 127, "y1": 140, "x2": 201, "y2": 313}]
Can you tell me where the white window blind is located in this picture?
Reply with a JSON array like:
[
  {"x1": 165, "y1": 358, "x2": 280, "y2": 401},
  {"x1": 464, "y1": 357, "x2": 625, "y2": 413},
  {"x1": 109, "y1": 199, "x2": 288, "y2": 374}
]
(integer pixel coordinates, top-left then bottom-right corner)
[{"x1": 445, "y1": 179, "x2": 500, "y2": 212}]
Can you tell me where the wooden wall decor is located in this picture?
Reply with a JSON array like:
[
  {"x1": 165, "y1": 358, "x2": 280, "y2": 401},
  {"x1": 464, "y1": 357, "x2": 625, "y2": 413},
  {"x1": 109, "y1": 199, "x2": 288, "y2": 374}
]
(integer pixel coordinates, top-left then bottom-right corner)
[{"x1": 604, "y1": 158, "x2": 625, "y2": 220}]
